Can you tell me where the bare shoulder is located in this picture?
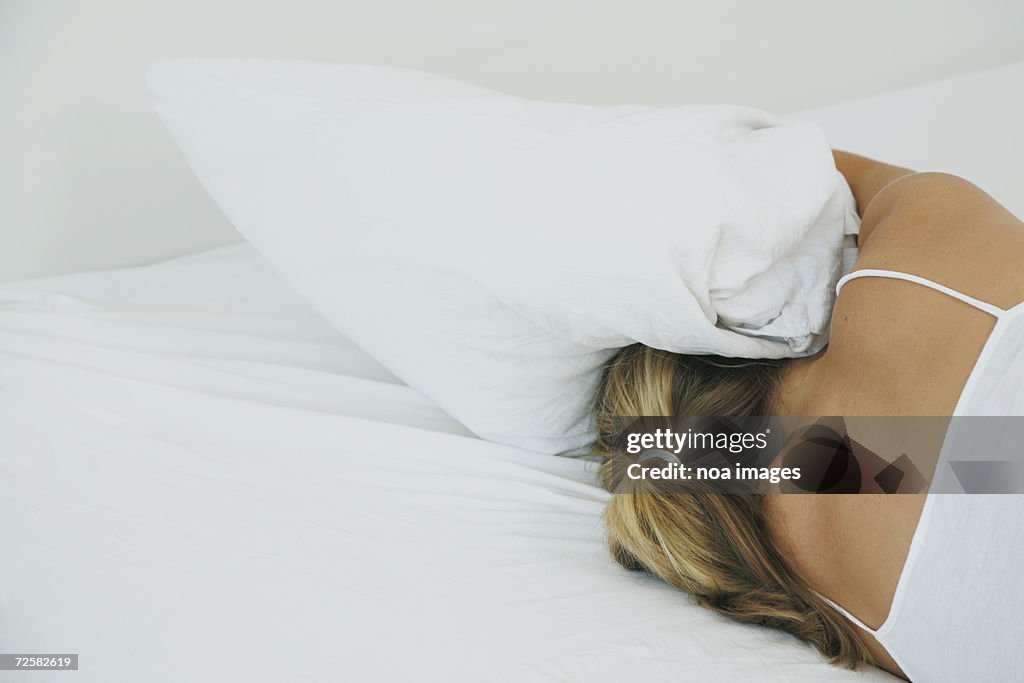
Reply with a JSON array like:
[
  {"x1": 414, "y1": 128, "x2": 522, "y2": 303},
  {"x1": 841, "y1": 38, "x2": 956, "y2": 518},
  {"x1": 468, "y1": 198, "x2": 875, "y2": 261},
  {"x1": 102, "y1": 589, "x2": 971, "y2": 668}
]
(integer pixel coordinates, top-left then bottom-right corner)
[
  {"x1": 855, "y1": 172, "x2": 1024, "y2": 307},
  {"x1": 819, "y1": 172, "x2": 1024, "y2": 416}
]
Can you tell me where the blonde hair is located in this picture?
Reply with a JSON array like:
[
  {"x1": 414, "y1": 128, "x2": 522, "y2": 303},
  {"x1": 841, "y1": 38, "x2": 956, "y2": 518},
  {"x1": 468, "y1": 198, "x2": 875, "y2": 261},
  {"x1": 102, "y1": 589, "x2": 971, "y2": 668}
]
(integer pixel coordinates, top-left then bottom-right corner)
[{"x1": 593, "y1": 344, "x2": 872, "y2": 669}]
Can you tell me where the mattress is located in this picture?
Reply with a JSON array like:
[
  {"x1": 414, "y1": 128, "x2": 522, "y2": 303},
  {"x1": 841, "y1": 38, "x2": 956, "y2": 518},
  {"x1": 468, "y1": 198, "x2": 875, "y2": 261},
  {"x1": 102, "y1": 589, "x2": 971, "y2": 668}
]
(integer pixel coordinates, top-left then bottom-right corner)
[{"x1": 0, "y1": 245, "x2": 892, "y2": 682}]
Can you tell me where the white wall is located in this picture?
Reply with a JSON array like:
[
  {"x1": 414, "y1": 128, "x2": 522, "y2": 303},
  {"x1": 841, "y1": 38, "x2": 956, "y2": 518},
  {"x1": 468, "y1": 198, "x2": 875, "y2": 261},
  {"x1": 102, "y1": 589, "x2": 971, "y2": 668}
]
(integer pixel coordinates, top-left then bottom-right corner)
[{"x1": 3, "y1": 0, "x2": 1024, "y2": 280}]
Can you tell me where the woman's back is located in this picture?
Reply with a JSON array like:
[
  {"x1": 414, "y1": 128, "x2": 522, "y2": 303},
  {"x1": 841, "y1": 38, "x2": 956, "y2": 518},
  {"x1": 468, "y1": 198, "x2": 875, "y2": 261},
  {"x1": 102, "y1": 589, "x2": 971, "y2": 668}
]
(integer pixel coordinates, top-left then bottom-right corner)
[{"x1": 769, "y1": 170, "x2": 1024, "y2": 680}]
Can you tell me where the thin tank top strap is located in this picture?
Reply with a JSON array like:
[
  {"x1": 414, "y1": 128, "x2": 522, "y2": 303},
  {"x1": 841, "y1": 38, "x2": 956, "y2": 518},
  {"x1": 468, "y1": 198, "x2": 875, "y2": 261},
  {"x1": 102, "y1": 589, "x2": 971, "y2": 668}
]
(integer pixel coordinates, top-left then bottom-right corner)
[
  {"x1": 814, "y1": 591, "x2": 881, "y2": 636},
  {"x1": 836, "y1": 268, "x2": 1006, "y2": 319}
]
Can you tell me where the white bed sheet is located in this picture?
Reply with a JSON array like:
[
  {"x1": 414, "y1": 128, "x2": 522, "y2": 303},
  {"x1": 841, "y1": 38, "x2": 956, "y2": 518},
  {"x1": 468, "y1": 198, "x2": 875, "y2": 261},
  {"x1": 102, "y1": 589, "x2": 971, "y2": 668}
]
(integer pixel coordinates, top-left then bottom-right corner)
[{"x1": 0, "y1": 245, "x2": 891, "y2": 682}]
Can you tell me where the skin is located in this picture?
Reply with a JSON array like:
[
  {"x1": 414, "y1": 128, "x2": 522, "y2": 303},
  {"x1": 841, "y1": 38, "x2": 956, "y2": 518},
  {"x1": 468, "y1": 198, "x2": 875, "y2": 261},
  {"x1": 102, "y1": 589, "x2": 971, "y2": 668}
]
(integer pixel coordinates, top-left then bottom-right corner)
[{"x1": 766, "y1": 152, "x2": 1024, "y2": 680}]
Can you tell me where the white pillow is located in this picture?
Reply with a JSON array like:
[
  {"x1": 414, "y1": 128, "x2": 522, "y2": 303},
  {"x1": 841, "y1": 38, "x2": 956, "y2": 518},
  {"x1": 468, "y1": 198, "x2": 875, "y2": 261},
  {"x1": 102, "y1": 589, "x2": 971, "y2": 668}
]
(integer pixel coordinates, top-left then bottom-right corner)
[{"x1": 148, "y1": 59, "x2": 857, "y2": 454}]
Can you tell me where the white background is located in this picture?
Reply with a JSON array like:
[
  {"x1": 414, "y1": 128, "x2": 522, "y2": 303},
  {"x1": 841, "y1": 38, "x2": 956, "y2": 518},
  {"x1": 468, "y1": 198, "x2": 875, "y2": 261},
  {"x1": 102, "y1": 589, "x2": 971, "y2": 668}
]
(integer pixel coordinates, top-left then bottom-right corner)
[{"x1": 3, "y1": 0, "x2": 1024, "y2": 281}]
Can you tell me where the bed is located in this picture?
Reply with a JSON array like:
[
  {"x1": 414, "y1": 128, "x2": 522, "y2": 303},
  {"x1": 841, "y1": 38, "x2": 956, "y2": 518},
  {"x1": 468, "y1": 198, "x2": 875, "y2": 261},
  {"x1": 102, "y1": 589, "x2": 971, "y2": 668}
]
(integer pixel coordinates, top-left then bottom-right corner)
[{"x1": 2, "y1": 61, "x2": 1021, "y2": 682}]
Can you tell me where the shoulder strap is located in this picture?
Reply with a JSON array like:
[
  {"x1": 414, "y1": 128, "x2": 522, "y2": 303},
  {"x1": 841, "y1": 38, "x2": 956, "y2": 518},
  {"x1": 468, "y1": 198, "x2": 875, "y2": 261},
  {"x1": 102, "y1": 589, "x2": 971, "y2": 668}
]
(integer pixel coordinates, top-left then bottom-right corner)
[
  {"x1": 814, "y1": 591, "x2": 881, "y2": 636},
  {"x1": 836, "y1": 269, "x2": 1005, "y2": 319}
]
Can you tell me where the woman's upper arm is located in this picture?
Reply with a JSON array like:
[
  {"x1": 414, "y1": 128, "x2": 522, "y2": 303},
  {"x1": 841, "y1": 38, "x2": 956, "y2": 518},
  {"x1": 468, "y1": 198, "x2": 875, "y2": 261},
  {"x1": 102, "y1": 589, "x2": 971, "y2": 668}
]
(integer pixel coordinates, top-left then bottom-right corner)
[{"x1": 831, "y1": 150, "x2": 914, "y2": 240}]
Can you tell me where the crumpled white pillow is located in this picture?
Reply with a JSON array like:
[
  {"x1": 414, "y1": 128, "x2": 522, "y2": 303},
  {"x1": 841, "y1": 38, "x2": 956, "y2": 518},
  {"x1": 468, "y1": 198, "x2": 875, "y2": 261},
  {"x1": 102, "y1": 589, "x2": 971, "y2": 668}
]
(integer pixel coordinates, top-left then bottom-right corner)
[{"x1": 148, "y1": 59, "x2": 858, "y2": 454}]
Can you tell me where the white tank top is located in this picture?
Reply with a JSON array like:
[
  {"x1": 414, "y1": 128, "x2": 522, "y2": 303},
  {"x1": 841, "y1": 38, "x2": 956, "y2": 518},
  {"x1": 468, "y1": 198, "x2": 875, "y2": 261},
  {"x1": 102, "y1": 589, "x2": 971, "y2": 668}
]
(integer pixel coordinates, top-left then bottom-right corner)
[{"x1": 819, "y1": 269, "x2": 1024, "y2": 682}]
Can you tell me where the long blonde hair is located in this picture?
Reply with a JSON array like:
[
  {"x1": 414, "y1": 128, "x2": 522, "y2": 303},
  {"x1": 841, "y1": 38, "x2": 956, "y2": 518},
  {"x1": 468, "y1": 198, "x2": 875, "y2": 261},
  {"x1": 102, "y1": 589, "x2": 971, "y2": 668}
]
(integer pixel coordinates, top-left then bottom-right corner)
[{"x1": 593, "y1": 344, "x2": 871, "y2": 668}]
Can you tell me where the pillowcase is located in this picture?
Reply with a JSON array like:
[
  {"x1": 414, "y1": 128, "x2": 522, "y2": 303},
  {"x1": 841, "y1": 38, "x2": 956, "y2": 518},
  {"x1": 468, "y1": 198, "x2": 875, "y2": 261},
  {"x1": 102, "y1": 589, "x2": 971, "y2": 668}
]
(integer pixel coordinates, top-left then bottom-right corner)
[{"x1": 148, "y1": 59, "x2": 857, "y2": 454}]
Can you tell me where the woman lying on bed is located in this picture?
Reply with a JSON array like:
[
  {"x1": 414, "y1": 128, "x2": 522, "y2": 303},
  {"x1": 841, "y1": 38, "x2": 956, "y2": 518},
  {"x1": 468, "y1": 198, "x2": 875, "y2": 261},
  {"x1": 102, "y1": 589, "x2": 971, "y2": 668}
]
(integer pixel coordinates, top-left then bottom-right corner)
[{"x1": 594, "y1": 152, "x2": 1024, "y2": 682}]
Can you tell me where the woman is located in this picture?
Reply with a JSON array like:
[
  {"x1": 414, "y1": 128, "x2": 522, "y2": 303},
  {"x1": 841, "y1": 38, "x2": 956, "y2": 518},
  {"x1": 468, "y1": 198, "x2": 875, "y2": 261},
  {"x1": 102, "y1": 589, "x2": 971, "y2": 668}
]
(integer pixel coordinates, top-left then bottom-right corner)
[{"x1": 594, "y1": 151, "x2": 1024, "y2": 681}]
